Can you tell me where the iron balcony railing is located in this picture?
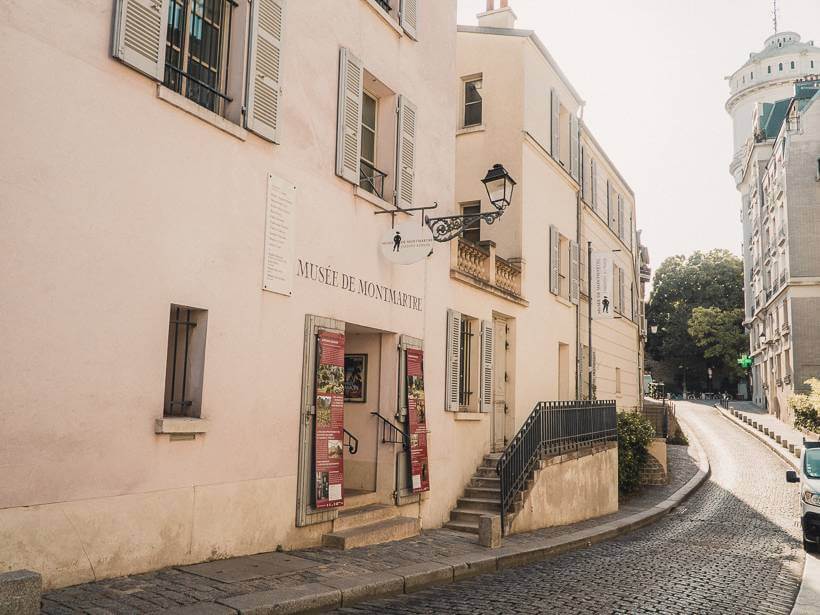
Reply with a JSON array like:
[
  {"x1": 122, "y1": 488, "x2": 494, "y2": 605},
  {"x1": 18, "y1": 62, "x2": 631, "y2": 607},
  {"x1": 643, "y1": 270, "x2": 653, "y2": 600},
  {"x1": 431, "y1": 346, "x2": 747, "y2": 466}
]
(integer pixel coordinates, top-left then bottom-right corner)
[
  {"x1": 359, "y1": 160, "x2": 388, "y2": 200},
  {"x1": 496, "y1": 400, "x2": 617, "y2": 534}
]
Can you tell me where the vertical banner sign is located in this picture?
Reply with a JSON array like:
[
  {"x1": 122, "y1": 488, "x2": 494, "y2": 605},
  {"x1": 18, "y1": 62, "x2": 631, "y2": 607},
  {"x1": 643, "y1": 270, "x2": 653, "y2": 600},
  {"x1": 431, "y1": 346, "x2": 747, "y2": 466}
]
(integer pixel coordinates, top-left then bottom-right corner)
[
  {"x1": 314, "y1": 331, "x2": 346, "y2": 508},
  {"x1": 406, "y1": 348, "x2": 430, "y2": 493},
  {"x1": 591, "y1": 251, "x2": 614, "y2": 320}
]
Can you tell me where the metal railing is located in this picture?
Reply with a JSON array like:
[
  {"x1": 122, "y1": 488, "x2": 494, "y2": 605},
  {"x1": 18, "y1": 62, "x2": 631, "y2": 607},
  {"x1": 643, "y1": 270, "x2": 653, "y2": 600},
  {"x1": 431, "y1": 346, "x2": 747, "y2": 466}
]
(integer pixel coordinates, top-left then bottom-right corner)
[
  {"x1": 374, "y1": 0, "x2": 391, "y2": 11},
  {"x1": 496, "y1": 400, "x2": 617, "y2": 534},
  {"x1": 359, "y1": 160, "x2": 388, "y2": 200},
  {"x1": 370, "y1": 411, "x2": 409, "y2": 449},
  {"x1": 343, "y1": 428, "x2": 359, "y2": 455}
]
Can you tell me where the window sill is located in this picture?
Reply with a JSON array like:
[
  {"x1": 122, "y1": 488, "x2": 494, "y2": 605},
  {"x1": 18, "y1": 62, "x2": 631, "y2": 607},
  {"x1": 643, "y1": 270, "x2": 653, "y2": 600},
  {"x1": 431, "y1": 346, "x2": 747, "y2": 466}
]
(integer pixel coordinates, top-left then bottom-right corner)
[
  {"x1": 454, "y1": 411, "x2": 483, "y2": 421},
  {"x1": 354, "y1": 185, "x2": 400, "y2": 212},
  {"x1": 155, "y1": 417, "x2": 209, "y2": 435},
  {"x1": 552, "y1": 294, "x2": 574, "y2": 308},
  {"x1": 361, "y1": 0, "x2": 403, "y2": 36},
  {"x1": 457, "y1": 125, "x2": 486, "y2": 136},
  {"x1": 157, "y1": 85, "x2": 247, "y2": 141}
]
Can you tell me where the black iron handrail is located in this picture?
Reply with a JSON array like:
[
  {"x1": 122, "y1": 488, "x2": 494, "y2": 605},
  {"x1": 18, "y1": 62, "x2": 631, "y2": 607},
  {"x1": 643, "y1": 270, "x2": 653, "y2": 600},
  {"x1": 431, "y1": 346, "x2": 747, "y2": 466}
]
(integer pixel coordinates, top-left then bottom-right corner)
[
  {"x1": 343, "y1": 428, "x2": 359, "y2": 455},
  {"x1": 496, "y1": 400, "x2": 617, "y2": 534},
  {"x1": 370, "y1": 411, "x2": 409, "y2": 449}
]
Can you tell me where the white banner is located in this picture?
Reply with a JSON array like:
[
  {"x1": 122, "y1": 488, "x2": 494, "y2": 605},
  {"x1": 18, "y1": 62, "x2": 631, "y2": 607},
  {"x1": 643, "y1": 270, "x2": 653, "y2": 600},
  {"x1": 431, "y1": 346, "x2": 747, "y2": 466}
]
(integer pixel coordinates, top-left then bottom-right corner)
[{"x1": 591, "y1": 251, "x2": 614, "y2": 319}]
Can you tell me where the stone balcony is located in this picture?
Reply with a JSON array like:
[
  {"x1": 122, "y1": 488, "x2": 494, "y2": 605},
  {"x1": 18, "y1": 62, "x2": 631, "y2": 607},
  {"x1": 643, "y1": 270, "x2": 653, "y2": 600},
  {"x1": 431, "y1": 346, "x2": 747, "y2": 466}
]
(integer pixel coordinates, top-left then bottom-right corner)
[{"x1": 451, "y1": 238, "x2": 527, "y2": 305}]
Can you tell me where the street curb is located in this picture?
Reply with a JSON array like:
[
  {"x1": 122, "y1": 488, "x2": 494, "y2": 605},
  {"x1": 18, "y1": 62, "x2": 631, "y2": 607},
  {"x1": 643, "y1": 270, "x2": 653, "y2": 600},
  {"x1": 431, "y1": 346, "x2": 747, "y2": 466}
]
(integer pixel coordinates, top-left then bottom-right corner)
[
  {"x1": 714, "y1": 404, "x2": 799, "y2": 471},
  {"x1": 209, "y1": 425, "x2": 711, "y2": 614}
]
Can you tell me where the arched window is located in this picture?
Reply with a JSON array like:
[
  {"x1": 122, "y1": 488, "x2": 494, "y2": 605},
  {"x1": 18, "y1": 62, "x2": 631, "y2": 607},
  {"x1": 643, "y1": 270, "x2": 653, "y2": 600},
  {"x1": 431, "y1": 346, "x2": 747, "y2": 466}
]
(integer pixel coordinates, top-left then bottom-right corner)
[
  {"x1": 768, "y1": 65, "x2": 772, "y2": 74},
  {"x1": 790, "y1": 61, "x2": 795, "y2": 69},
  {"x1": 779, "y1": 63, "x2": 783, "y2": 71}
]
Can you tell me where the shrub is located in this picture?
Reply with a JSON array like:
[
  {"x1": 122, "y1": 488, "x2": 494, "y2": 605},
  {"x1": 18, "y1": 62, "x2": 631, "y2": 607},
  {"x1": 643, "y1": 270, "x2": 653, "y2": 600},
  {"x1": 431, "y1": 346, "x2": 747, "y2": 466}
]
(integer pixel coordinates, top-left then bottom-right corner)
[
  {"x1": 617, "y1": 411, "x2": 657, "y2": 494},
  {"x1": 789, "y1": 378, "x2": 820, "y2": 433}
]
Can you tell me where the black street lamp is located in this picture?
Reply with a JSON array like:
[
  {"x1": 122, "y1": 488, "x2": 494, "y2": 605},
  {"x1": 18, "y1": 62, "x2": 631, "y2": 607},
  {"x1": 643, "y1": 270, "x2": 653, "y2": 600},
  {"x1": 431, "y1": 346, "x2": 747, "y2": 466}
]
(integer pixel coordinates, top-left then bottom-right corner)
[{"x1": 481, "y1": 163, "x2": 516, "y2": 211}]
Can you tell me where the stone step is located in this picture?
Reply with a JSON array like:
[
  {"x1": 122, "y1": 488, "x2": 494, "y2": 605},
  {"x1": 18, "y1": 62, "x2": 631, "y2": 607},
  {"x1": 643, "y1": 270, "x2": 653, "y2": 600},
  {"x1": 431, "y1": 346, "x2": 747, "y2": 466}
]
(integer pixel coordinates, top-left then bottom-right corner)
[
  {"x1": 470, "y1": 476, "x2": 500, "y2": 488},
  {"x1": 475, "y1": 467, "x2": 498, "y2": 478},
  {"x1": 464, "y1": 486, "x2": 500, "y2": 499},
  {"x1": 322, "y1": 517, "x2": 419, "y2": 550},
  {"x1": 333, "y1": 503, "x2": 399, "y2": 532},
  {"x1": 443, "y1": 519, "x2": 480, "y2": 534},
  {"x1": 449, "y1": 508, "x2": 486, "y2": 524},
  {"x1": 457, "y1": 497, "x2": 501, "y2": 512}
]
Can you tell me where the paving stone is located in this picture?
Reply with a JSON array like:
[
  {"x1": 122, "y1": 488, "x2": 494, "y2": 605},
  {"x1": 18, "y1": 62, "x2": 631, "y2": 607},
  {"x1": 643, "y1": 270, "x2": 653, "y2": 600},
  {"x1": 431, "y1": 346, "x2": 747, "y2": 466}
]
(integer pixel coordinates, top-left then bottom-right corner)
[{"x1": 217, "y1": 583, "x2": 340, "y2": 614}]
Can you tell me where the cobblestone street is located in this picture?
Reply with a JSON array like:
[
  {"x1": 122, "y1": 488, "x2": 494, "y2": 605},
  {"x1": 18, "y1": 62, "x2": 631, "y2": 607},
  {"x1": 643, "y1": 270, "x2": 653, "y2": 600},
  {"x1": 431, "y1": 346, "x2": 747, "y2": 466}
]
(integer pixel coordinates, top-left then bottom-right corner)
[{"x1": 336, "y1": 402, "x2": 805, "y2": 614}]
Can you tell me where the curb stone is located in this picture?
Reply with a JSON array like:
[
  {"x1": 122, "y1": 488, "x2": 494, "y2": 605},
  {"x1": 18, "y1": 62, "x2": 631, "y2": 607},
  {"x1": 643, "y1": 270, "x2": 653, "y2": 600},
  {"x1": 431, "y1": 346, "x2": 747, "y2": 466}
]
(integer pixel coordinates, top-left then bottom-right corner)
[
  {"x1": 211, "y1": 422, "x2": 711, "y2": 614},
  {"x1": 714, "y1": 403, "x2": 799, "y2": 471}
]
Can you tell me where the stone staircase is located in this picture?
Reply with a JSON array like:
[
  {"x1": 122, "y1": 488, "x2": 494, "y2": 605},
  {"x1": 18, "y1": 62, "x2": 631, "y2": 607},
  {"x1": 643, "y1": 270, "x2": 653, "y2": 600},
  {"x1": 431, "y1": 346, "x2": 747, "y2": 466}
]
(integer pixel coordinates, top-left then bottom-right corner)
[
  {"x1": 444, "y1": 452, "x2": 504, "y2": 534},
  {"x1": 322, "y1": 503, "x2": 419, "y2": 549}
]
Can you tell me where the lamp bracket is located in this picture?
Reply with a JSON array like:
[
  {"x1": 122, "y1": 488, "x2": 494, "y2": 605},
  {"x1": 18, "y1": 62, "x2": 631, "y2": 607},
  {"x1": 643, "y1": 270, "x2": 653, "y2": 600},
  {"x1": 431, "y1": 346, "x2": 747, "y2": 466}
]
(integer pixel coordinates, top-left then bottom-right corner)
[{"x1": 424, "y1": 210, "x2": 504, "y2": 243}]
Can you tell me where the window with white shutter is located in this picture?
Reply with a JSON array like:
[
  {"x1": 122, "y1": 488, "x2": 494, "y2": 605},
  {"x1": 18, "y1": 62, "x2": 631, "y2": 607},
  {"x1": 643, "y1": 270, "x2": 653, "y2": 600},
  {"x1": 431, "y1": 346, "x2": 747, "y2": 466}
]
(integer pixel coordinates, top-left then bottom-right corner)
[
  {"x1": 570, "y1": 114, "x2": 580, "y2": 182},
  {"x1": 550, "y1": 88, "x2": 560, "y2": 158},
  {"x1": 336, "y1": 48, "x2": 364, "y2": 184},
  {"x1": 617, "y1": 194, "x2": 624, "y2": 240},
  {"x1": 445, "y1": 309, "x2": 462, "y2": 412},
  {"x1": 581, "y1": 146, "x2": 589, "y2": 202},
  {"x1": 590, "y1": 158, "x2": 598, "y2": 209},
  {"x1": 609, "y1": 185, "x2": 618, "y2": 231},
  {"x1": 113, "y1": 0, "x2": 170, "y2": 81},
  {"x1": 570, "y1": 240, "x2": 579, "y2": 305},
  {"x1": 246, "y1": 0, "x2": 284, "y2": 142},
  {"x1": 618, "y1": 267, "x2": 625, "y2": 314},
  {"x1": 549, "y1": 225, "x2": 560, "y2": 295},
  {"x1": 395, "y1": 95, "x2": 417, "y2": 209},
  {"x1": 399, "y1": 0, "x2": 418, "y2": 40},
  {"x1": 479, "y1": 320, "x2": 494, "y2": 412}
]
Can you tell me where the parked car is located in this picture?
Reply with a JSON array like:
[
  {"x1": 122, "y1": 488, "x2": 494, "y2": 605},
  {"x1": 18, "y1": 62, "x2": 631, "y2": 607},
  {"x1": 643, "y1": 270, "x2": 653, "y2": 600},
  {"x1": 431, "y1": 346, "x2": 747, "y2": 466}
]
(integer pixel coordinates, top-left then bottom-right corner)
[{"x1": 786, "y1": 441, "x2": 820, "y2": 552}]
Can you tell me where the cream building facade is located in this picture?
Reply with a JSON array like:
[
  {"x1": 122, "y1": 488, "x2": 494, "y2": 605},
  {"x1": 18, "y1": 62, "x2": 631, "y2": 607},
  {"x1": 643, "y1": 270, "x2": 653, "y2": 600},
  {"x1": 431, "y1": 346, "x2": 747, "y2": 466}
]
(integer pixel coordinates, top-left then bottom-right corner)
[
  {"x1": 1, "y1": 0, "x2": 643, "y2": 589},
  {"x1": 727, "y1": 32, "x2": 820, "y2": 421}
]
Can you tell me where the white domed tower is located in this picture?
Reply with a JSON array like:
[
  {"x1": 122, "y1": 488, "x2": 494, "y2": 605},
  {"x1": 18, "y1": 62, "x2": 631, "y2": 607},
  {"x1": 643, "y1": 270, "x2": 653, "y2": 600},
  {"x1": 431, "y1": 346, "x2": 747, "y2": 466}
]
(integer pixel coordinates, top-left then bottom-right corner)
[{"x1": 726, "y1": 31, "x2": 820, "y2": 181}]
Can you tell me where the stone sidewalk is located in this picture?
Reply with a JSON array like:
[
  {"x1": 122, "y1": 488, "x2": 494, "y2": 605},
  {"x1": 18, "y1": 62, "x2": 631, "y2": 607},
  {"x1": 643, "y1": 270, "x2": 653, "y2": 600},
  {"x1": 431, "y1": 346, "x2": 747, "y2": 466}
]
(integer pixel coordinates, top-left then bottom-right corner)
[{"x1": 41, "y1": 439, "x2": 707, "y2": 615}]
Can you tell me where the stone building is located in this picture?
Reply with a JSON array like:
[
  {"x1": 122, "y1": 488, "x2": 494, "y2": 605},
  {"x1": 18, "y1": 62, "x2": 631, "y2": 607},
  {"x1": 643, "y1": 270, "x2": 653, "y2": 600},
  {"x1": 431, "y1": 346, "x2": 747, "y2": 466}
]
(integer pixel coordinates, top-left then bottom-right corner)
[{"x1": 727, "y1": 31, "x2": 820, "y2": 420}]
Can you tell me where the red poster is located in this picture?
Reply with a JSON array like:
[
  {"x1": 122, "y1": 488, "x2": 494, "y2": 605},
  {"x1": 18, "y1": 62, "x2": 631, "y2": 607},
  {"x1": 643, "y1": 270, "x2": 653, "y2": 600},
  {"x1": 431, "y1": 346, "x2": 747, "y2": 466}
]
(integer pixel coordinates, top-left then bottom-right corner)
[
  {"x1": 406, "y1": 348, "x2": 430, "y2": 493},
  {"x1": 314, "y1": 331, "x2": 345, "y2": 509}
]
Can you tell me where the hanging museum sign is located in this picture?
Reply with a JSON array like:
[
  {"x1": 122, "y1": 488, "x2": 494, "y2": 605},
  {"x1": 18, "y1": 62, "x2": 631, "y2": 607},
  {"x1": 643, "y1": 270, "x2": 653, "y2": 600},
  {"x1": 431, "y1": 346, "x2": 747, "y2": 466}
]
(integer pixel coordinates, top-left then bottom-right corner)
[
  {"x1": 591, "y1": 251, "x2": 614, "y2": 320},
  {"x1": 405, "y1": 348, "x2": 430, "y2": 493},
  {"x1": 314, "y1": 331, "x2": 346, "y2": 509},
  {"x1": 379, "y1": 222, "x2": 434, "y2": 265}
]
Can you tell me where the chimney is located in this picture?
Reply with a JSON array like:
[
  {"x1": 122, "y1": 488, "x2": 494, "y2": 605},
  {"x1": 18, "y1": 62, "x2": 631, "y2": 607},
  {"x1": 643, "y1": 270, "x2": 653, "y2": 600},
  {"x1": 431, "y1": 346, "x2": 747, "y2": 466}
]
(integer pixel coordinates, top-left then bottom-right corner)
[{"x1": 477, "y1": 0, "x2": 517, "y2": 29}]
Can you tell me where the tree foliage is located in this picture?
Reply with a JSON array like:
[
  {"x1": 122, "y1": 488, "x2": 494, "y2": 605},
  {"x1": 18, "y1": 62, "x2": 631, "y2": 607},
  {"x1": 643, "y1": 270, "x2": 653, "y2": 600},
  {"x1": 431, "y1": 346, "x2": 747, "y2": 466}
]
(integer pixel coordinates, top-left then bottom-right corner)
[
  {"x1": 789, "y1": 378, "x2": 820, "y2": 433},
  {"x1": 646, "y1": 250, "x2": 744, "y2": 393},
  {"x1": 688, "y1": 307, "x2": 746, "y2": 378}
]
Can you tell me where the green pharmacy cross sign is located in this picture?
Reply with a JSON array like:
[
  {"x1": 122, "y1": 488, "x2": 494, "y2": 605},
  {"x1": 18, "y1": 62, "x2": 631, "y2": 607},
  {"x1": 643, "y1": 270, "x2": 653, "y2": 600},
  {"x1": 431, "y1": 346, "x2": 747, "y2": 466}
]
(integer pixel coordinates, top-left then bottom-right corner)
[{"x1": 737, "y1": 355, "x2": 753, "y2": 369}]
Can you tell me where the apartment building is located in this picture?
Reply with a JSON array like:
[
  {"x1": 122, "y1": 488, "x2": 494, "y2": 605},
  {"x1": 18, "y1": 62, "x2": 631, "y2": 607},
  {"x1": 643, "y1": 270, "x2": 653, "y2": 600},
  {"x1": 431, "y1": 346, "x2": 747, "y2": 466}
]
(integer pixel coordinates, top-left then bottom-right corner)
[
  {"x1": 727, "y1": 32, "x2": 820, "y2": 421},
  {"x1": 1, "y1": 0, "x2": 463, "y2": 588}
]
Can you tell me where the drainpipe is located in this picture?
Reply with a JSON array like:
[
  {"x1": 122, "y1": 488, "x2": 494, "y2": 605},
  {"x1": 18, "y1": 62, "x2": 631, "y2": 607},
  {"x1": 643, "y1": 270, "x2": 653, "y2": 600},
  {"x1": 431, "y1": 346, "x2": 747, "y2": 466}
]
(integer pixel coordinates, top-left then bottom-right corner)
[{"x1": 576, "y1": 182, "x2": 582, "y2": 400}]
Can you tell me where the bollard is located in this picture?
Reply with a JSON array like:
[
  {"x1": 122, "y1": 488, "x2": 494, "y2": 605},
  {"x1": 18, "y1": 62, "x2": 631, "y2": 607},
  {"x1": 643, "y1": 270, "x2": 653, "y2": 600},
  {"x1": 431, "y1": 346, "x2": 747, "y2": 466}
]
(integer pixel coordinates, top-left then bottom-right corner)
[{"x1": 0, "y1": 570, "x2": 41, "y2": 615}]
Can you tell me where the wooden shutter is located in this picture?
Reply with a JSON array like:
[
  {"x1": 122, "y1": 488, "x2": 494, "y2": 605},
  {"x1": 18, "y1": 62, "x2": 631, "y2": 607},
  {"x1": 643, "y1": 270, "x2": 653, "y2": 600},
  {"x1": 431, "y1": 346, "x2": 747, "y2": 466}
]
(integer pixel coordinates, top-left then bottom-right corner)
[
  {"x1": 396, "y1": 95, "x2": 417, "y2": 209},
  {"x1": 590, "y1": 158, "x2": 598, "y2": 208},
  {"x1": 112, "y1": 0, "x2": 169, "y2": 81},
  {"x1": 609, "y1": 185, "x2": 618, "y2": 231},
  {"x1": 618, "y1": 267, "x2": 625, "y2": 314},
  {"x1": 335, "y1": 47, "x2": 363, "y2": 184},
  {"x1": 581, "y1": 146, "x2": 588, "y2": 202},
  {"x1": 617, "y1": 194, "x2": 624, "y2": 240},
  {"x1": 570, "y1": 114, "x2": 580, "y2": 181},
  {"x1": 246, "y1": 0, "x2": 285, "y2": 143},
  {"x1": 550, "y1": 88, "x2": 560, "y2": 157},
  {"x1": 479, "y1": 320, "x2": 494, "y2": 413},
  {"x1": 549, "y1": 225, "x2": 560, "y2": 295},
  {"x1": 399, "y1": 0, "x2": 418, "y2": 40},
  {"x1": 445, "y1": 309, "x2": 461, "y2": 412},
  {"x1": 569, "y1": 240, "x2": 580, "y2": 305}
]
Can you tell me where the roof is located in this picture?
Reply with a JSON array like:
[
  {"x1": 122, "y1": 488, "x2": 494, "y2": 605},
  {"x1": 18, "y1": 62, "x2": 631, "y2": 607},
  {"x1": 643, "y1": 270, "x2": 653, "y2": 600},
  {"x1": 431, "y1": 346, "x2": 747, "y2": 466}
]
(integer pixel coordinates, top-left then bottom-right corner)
[
  {"x1": 735, "y1": 31, "x2": 819, "y2": 73},
  {"x1": 457, "y1": 25, "x2": 585, "y2": 106}
]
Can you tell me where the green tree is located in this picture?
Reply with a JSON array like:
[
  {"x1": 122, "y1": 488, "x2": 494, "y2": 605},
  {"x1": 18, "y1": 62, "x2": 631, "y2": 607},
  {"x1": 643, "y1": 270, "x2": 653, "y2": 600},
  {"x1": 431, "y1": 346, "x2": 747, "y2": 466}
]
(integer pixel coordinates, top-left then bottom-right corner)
[
  {"x1": 646, "y1": 249, "x2": 744, "y2": 393},
  {"x1": 687, "y1": 307, "x2": 746, "y2": 378}
]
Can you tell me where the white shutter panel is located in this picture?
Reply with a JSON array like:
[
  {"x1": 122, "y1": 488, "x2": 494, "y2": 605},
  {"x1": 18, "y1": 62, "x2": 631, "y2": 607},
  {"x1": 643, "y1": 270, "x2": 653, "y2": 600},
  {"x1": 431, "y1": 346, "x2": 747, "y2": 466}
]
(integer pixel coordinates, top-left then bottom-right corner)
[
  {"x1": 479, "y1": 320, "x2": 494, "y2": 413},
  {"x1": 335, "y1": 47, "x2": 363, "y2": 184},
  {"x1": 550, "y1": 88, "x2": 560, "y2": 157},
  {"x1": 445, "y1": 309, "x2": 462, "y2": 412},
  {"x1": 617, "y1": 194, "x2": 624, "y2": 240},
  {"x1": 570, "y1": 114, "x2": 580, "y2": 181},
  {"x1": 608, "y1": 185, "x2": 618, "y2": 231},
  {"x1": 591, "y1": 158, "x2": 598, "y2": 208},
  {"x1": 618, "y1": 267, "x2": 625, "y2": 314},
  {"x1": 396, "y1": 95, "x2": 417, "y2": 209},
  {"x1": 112, "y1": 0, "x2": 169, "y2": 81},
  {"x1": 246, "y1": 0, "x2": 285, "y2": 143},
  {"x1": 549, "y1": 225, "x2": 560, "y2": 295},
  {"x1": 570, "y1": 240, "x2": 580, "y2": 305},
  {"x1": 581, "y1": 146, "x2": 588, "y2": 202},
  {"x1": 399, "y1": 0, "x2": 418, "y2": 40}
]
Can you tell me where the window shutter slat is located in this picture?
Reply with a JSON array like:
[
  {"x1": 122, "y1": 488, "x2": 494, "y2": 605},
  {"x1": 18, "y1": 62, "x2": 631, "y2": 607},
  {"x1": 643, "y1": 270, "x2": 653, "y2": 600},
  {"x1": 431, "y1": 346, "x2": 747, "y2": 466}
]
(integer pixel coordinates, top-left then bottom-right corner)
[
  {"x1": 246, "y1": 0, "x2": 285, "y2": 143},
  {"x1": 617, "y1": 194, "x2": 624, "y2": 240},
  {"x1": 590, "y1": 158, "x2": 597, "y2": 209},
  {"x1": 113, "y1": 0, "x2": 169, "y2": 81},
  {"x1": 570, "y1": 114, "x2": 580, "y2": 181},
  {"x1": 335, "y1": 47, "x2": 363, "y2": 184},
  {"x1": 550, "y1": 88, "x2": 560, "y2": 157},
  {"x1": 570, "y1": 240, "x2": 579, "y2": 305},
  {"x1": 399, "y1": 0, "x2": 418, "y2": 40},
  {"x1": 619, "y1": 268, "x2": 625, "y2": 315},
  {"x1": 445, "y1": 309, "x2": 461, "y2": 412},
  {"x1": 479, "y1": 320, "x2": 493, "y2": 413},
  {"x1": 549, "y1": 225, "x2": 560, "y2": 295},
  {"x1": 395, "y1": 95, "x2": 417, "y2": 209}
]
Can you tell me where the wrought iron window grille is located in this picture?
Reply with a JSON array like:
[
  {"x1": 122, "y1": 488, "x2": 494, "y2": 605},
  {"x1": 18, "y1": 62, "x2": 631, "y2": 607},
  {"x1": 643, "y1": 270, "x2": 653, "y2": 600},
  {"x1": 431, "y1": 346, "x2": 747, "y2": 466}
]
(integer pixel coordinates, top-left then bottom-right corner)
[
  {"x1": 459, "y1": 319, "x2": 474, "y2": 406},
  {"x1": 166, "y1": 307, "x2": 197, "y2": 417},
  {"x1": 359, "y1": 159, "x2": 388, "y2": 200}
]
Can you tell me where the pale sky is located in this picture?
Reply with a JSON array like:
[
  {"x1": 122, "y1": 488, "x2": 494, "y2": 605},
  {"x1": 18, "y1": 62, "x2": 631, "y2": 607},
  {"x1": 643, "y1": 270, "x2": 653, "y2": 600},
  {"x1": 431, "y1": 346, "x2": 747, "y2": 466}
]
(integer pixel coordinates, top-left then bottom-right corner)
[{"x1": 456, "y1": 0, "x2": 820, "y2": 271}]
